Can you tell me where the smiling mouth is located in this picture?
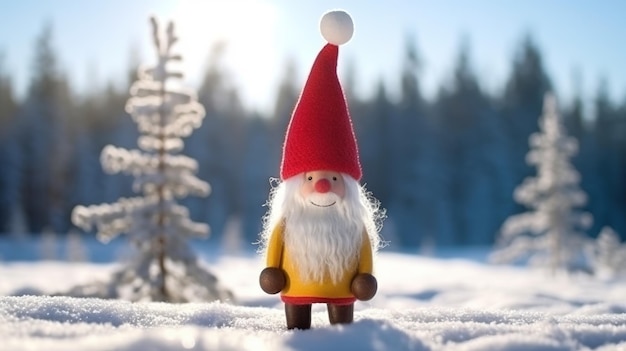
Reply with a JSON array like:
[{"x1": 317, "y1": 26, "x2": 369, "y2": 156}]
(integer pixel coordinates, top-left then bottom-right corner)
[{"x1": 310, "y1": 201, "x2": 336, "y2": 208}]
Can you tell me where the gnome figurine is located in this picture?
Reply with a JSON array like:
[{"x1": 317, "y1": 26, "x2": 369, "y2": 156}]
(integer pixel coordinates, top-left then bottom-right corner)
[{"x1": 259, "y1": 10, "x2": 383, "y2": 330}]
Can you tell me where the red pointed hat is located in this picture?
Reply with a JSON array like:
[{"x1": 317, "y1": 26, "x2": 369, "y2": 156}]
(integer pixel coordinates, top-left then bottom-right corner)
[{"x1": 280, "y1": 10, "x2": 362, "y2": 181}]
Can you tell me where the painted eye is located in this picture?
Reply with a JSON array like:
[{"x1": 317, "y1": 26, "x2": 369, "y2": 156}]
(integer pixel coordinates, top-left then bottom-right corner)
[
  {"x1": 307, "y1": 176, "x2": 313, "y2": 181},
  {"x1": 332, "y1": 177, "x2": 337, "y2": 181}
]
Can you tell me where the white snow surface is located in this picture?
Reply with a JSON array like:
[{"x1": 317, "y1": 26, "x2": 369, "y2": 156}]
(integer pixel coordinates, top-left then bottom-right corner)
[{"x1": 2, "y1": 251, "x2": 626, "y2": 351}]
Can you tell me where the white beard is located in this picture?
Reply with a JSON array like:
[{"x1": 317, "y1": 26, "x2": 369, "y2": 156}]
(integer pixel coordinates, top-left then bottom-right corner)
[
  {"x1": 283, "y1": 191, "x2": 364, "y2": 284},
  {"x1": 262, "y1": 174, "x2": 382, "y2": 285}
]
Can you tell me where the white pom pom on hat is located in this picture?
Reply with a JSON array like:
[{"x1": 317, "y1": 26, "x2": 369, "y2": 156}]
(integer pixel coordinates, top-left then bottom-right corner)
[{"x1": 319, "y1": 10, "x2": 354, "y2": 45}]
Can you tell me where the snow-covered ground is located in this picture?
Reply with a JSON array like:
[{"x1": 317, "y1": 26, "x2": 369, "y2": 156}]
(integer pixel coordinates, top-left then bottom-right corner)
[{"x1": 1, "y1": 242, "x2": 626, "y2": 350}]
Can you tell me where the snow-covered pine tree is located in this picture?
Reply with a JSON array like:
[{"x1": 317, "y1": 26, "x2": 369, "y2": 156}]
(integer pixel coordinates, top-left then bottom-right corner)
[
  {"x1": 491, "y1": 93, "x2": 592, "y2": 273},
  {"x1": 588, "y1": 227, "x2": 626, "y2": 278},
  {"x1": 71, "y1": 17, "x2": 232, "y2": 303}
]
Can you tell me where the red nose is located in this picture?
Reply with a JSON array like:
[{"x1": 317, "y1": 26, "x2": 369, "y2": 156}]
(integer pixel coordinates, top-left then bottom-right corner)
[{"x1": 314, "y1": 179, "x2": 331, "y2": 193}]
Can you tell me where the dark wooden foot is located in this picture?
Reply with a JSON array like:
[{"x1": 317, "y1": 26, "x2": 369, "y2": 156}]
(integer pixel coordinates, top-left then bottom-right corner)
[
  {"x1": 327, "y1": 303, "x2": 354, "y2": 325},
  {"x1": 285, "y1": 303, "x2": 312, "y2": 330}
]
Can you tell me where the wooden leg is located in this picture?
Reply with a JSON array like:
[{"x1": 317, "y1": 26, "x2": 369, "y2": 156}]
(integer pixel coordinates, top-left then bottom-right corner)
[
  {"x1": 285, "y1": 303, "x2": 312, "y2": 330},
  {"x1": 327, "y1": 303, "x2": 354, "y2": 325}
]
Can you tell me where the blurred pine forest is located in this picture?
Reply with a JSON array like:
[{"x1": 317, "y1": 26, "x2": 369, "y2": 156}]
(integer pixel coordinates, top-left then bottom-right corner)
[{"x1": 0, "y1": 25, "x2": 624, "y2": 250}]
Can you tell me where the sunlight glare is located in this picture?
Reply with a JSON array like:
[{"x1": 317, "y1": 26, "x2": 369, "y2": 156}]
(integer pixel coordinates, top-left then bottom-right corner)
[{"x1": 171, "y1": 0, "x2": 279, "y2": 111}]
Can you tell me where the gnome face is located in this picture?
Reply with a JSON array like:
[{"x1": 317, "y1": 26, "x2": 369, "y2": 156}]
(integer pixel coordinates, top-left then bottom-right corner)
[
  {"x1": 299, "y1": 170, "x2": 346, "y2": 207},
  {"x1": 282, "y1": 171, "x2": 364, "y2": 285}
]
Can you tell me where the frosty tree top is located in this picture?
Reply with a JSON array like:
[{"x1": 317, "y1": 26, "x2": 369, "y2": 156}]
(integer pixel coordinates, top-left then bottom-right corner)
[{"x1": 73, "y1": 17, "x2": 209, "y2": 243}]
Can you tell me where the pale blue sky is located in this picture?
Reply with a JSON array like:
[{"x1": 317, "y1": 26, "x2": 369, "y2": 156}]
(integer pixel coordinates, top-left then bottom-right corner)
[{"x1": 1, "y1": 0, "x2": 624, "y2": 115}]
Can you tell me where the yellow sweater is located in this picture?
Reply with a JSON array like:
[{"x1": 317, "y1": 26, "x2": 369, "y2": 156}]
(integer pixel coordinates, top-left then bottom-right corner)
[{"x1": 265, "y1": 221, "x2": 373, "y2": 302}]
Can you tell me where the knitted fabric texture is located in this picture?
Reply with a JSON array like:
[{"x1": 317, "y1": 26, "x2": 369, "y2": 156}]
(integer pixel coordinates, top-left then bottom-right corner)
[{"x1": 280, "y1": 44, "x2": 362, "y2": 181}]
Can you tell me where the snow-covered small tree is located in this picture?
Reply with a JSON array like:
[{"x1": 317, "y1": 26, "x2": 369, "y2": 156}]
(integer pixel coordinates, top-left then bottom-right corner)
[
  {"x1": 491, "y1": 93, "x2": 592, "y2": 273},
  {"x1": 587, "y1": 227, "x2": 626, "y2": 278},
  {"x1": 71, "y1": 17, "x2": 232, "y2": 303}
]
